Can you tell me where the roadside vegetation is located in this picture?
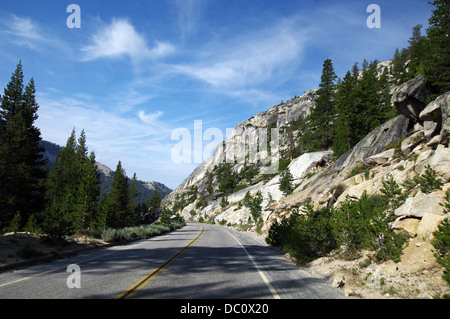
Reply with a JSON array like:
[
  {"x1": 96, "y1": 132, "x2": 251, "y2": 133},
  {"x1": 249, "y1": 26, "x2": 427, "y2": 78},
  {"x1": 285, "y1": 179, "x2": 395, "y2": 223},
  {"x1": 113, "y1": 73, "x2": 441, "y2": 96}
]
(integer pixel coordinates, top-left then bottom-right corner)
[{"x1": 266, "y1": 167, "x2": 444, "y2": 265}]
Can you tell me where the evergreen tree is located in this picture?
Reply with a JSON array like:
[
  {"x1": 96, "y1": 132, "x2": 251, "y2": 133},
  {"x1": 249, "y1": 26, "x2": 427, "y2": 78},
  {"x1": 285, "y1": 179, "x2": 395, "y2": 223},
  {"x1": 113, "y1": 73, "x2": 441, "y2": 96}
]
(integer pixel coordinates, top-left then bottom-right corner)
[
  {"x1": 279, "y1": 169, "x2": 294, "y2": 196},
  {"x1": 422, "y1": 0, "x2": 450, "y2": 100},
  {"x1": 42, "y1": 129, "x2": 78, "y2": 240},
  {"x1": 0, "y1": 62, "x2": 47, "y2": 230},
  {"x1": 306, "y1": 59, "x2": 337, "y2": 151},
  {"x1": 105, "y1": 161, "x2": 131, "y2": 228},
  {"x1": 128, "y1": 172, "x2": 139, "y2": 222},
  {"x1": 43, "y1": 129, "x2": 100, "y2": 238},
  {"x1": 391, "y1": 47, "x2": 411, "y2": 84},
  {"x1": 333, "y1": 70, "x2": 358, "y2": 158},
  {"x1": 354, "y1": 61, "x2": 383, "y2": 140},
  {"x1": 149, "y1": 186, "x2": 161, "y2": 212},
  {"x1": 408, "y1": 24, "x2": 426, "y2": 77},
  {"x1": 76, "y1": 151, "x2": 100, "y2": 232}
]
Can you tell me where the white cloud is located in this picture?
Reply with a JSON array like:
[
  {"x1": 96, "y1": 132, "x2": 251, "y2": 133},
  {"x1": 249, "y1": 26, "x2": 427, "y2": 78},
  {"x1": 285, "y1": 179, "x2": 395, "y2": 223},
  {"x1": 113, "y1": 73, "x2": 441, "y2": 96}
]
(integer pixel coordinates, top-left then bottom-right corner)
[
  {"x1": 3, "y1": 14, "x2": 42, "y2": 40},
  {"x1": 35, "y1": 90, "x2": 174, "y2": 182},
  {"x1": 171, "y1": 0, "x2": 208, "y2": 37},
  {"x1": 173, "y1": 18, "x2": 308, "y2": 89},
  {"x1": 138, "y1": 110, "x2": 164, "y2": 125},
  {"x1": 81, "y1": 19, "x2": 175, "y2": 62},
  {"x1": 0, "y1": 13, "x2": 68, "y2": 53}
]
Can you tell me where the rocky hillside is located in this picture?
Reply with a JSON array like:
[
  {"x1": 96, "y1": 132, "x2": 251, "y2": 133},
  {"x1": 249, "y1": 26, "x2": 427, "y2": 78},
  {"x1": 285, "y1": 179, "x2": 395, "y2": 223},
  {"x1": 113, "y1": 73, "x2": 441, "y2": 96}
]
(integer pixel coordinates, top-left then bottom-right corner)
[{"x1": 163, "y1": 71, "x2": 449, "y2": 298}]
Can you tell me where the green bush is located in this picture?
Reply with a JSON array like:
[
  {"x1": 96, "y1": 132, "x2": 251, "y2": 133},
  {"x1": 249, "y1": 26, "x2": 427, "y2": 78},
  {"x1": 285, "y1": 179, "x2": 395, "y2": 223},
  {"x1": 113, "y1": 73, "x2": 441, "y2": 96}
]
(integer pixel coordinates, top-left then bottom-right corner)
[
  {"x1": 100, "y1": 222, "x2": 184, "y2": 242},
  {"x1": 415, "y1": 164, "x2": 443, "y2": 194},
  {"x1": 17, "y1": 240, "x2": 44, "y2": 258},
  {"x1": 432, "y1": 218, "x2": 450, "y2": 285},
  {"x1": 266, "y1": 191, "x2": 408, "y2": 264},
  {"x1": 267, "y1": 203, "x2": 337, "y2": 264}
]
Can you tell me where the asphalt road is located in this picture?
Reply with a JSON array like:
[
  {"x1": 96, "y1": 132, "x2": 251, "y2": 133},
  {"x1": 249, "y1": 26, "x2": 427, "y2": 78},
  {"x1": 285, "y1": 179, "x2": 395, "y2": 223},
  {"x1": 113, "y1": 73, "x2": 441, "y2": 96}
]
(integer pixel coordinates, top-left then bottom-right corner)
[{"x1": 0, "y1": 223, "x2": 344, "y2": 299}]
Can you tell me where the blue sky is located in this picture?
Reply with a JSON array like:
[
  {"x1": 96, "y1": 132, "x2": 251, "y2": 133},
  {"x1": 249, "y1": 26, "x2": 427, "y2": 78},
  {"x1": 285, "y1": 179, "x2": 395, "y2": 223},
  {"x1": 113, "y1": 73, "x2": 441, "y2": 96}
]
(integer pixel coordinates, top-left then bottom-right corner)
[{"x1": 0, "y1": 0, "x2": 433, "y2": 189}]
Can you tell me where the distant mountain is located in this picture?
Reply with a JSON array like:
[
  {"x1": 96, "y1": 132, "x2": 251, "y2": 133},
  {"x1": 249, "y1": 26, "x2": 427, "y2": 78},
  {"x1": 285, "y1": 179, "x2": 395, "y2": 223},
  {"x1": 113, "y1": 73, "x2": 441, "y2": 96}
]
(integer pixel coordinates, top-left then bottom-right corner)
[{"x1": 39, "y1": 140, "x2": 172, "y2": 202}]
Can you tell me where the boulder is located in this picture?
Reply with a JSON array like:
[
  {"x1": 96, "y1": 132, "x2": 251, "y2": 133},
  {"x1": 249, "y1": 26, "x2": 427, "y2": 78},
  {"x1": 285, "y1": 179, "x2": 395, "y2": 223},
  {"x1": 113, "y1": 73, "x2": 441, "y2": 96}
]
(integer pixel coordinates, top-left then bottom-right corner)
[
  {"x1": 363, "y1": 149, "x2": 395, "y2": 167},
  {"x1": 392, "y1": 75, "x2": 431, "y2": 123},
  {"x1": 400, "y1": 131, "x2": 424, "y2": 156},
  {"x1": 417, "y1": 213, "x2": 448, "y2": 240},
  {"x1": 334, "y1": 115, "x2": 411, "y2": 176},
  {"x1": 394, "y1": 190, "x2": 445, "y2": 218},
  {"x1": 419, "y1": 96, "x2": 442, "y2": 122},
  {"x1": 393, "y1": 217, "x2": 420, "y2": 237},
  {"x1": 419, "y1": 92, "x2": 450, "y2": 145},
  {"x1": 423, "y1": 120, "x2": 440, "y2": 138},
  {"x1": 437, "y1": 92, "x2": 450, "y2": 146},
  {"x1": 288, "y1": 151, "x2": 333, "y2": 183},
  {"x1": 428, "y1": 147, "x2": 450, "y2": 182}
]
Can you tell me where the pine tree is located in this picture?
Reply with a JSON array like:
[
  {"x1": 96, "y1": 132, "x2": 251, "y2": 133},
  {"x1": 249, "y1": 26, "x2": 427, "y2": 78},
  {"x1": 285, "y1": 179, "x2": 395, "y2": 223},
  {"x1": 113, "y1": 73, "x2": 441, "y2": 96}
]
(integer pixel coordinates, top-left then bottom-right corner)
[
  {"x1": 42, "y1": 129, "x2": 78, "y2": 240},
  {"x1": 279, "y1": 169, "x2": 294, "y2": 196},
  {"x1": 76, "y1": 151, "x2": 100, "y2": 232},
  {"x1": 149, "y1": 186, "x2": 161, "y2": 212},
  {"x1": 306, "y1": 58, "x2": 337, "y2": 151},
  {"x1": 105, "y1": 161, "x2": 131, "y2": 228},
  {"x1": 408, "y1": 24, "x2": 426, "y2": 76},
  {"x1": 128, "y1": 173, "x2": 139, "y2": 223},
  {"x1": 422, "y1": 0, "x2": 450, "y2": 100},
  {"x1": 354, "y1": 61, "x2": 383, "y2": 140},
  {"x1": 333, "y1": 70, "x2": 357, "y2": 158},
  {"x1": 0, "y1": 62, "x2": 47, "y2": 230}
]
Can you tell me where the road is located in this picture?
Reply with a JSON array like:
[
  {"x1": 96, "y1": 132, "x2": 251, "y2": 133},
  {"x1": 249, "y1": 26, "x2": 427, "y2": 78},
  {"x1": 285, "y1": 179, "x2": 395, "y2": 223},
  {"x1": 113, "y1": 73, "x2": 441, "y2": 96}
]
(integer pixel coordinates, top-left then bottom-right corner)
[{"x1": 0, "y1": 223, "x2": 343, "y2": 299}]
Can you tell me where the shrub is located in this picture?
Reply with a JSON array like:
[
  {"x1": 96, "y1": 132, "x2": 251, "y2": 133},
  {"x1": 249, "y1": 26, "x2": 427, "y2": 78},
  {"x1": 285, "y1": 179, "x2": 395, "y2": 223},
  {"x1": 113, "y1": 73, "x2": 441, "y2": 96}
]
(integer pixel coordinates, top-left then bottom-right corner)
[
  {"x1": 432, "y1": 218, "x2": 450, "y2": 285},
  {"x1": 415, "y1": 164, "x2": 443, "y2": 194},
  {"x1": 267, "y1": 203, "x2": 337, "y2": 264},
  {"x1": 279, "y1": 169, "x2": 294, "y2": 196},
  {"x1": 347, "y1": 163, "x2": 370, "y2": 179},
  {"x1": 100, "y1": 222, "x2": 184, "y2": 242},
  {"x1": 375, "y1": 230, "x2": 409, "y2": 263},
  {"x1": 266, "y1": 191, "x2": 408, "y2": 264},
  {"x1": 17, "y1": 240, "x2": 44, "y2": 258},
  {"x1": 380, "y1": 175, "x2": 406, "y2": 215}
]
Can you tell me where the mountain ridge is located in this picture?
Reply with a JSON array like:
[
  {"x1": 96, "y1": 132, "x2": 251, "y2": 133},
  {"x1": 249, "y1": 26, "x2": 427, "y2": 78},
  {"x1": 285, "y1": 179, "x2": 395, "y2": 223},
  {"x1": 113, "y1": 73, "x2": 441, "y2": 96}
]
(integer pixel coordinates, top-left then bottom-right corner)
[{"x1": 39, "y1": 140, "x2": 172, "y2": 203}]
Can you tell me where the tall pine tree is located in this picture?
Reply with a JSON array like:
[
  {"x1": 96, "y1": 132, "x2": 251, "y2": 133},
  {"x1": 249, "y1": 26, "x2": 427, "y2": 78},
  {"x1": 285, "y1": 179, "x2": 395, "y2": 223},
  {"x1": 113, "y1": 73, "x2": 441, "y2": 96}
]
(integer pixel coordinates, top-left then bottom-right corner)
[
  {"x1": 105, "y1": 161, "x2": 131, "y2": 228},
  {"x1": 333, "y1": 70, "x2": 358, "y2": 158},
  {"x1": 422, "y1": 0, "x2": 450, "y2": 100},
  {"x1": 75, "y1": 131, "x2": 100, "y2": 233},
  {"x1": 306, "y1": 58, "x2": 337, "y2": 151},
  {"x1": 0, "y1": 62, "x2": 46, "y2": 230},
  {"x1": 43, "y1": 129, "x2": 79, "y2": 240},
  {"x1": 43, "y1": 129, "x2": 100, "y2": 239}
]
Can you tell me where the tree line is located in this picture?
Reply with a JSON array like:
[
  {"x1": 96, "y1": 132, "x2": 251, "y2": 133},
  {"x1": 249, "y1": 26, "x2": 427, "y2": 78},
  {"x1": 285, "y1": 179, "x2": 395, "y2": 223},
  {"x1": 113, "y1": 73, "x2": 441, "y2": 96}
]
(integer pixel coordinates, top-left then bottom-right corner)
[
  {"x1": 294, "y1": 0, "x2": 449, "y2": 159},
  {"x1": 0, "y1": 62, "x2": 162, "y2": 240}
]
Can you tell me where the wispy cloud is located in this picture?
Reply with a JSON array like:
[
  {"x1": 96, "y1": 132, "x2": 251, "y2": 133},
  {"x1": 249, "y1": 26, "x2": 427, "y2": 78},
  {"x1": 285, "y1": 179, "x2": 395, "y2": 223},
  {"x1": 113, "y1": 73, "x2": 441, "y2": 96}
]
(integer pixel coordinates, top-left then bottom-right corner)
[
  {"x1": 81, "y1": 18, "x2": 175, "y2": 63},
  {"x1": 171, "y1": 0, "x2": 208, "y2": 37},
  {"x1": 0, "y1": 13, "x2": 68, "y2": 53},
  {"x1": 35, "y1": 89, "x2": 175, "y2": 182},
  {"x1": 171, "y1": 17, "x2": 309, "y2": 95}
]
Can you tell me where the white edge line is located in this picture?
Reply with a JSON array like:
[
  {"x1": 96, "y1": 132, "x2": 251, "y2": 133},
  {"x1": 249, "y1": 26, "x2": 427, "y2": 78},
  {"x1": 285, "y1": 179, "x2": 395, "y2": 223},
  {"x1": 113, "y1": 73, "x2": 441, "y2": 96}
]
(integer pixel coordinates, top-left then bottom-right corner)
[{"x1": 225, "y1": 229, "x2": 281, "y2": 299}]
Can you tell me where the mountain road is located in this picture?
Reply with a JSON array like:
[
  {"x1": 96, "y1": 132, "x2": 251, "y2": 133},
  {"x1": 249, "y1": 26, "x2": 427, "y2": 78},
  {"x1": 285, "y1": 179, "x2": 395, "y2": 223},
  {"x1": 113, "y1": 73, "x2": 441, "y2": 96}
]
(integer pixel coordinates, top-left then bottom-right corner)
[{"x1": 0, "y1": 223, "x2": 344, "y2": 299}]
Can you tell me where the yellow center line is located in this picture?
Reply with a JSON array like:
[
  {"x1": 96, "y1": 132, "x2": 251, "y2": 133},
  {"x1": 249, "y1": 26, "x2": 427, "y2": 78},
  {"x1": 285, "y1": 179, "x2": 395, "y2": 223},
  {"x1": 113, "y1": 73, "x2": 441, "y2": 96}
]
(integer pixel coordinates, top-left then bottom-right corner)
[{"x1": 115, "y1": 226, "x2": 204, "y2": 299}]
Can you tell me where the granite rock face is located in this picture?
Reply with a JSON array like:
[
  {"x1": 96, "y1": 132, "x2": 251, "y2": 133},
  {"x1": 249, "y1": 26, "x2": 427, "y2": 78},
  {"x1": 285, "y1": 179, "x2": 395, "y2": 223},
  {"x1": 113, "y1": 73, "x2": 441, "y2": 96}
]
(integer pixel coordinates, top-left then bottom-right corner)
[
  {"x1": 163, "y1": 90, "x2": 318, "y2": 212},
  {"x1": 392, "y1": 75, "x2": 431, "y2": 123}
]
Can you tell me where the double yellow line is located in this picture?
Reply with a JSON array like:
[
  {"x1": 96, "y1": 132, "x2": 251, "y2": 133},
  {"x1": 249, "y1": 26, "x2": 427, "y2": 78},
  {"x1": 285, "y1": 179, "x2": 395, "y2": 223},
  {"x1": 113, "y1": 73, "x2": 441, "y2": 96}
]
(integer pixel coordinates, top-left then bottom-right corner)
[{"x1": 115, "y1": 226, "x2": 204, "y2": 299}]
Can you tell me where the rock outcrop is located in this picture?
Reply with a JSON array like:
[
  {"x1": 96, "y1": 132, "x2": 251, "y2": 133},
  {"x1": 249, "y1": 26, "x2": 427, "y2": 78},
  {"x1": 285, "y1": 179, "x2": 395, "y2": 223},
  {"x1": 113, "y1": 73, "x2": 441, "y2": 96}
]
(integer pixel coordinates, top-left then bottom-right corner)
[
  {"x1": 163, "y1": 90, "x2": 318, "y2": 220},
  {"x1": 392, "y1": 74, "x2": 431, "y2": 123}
]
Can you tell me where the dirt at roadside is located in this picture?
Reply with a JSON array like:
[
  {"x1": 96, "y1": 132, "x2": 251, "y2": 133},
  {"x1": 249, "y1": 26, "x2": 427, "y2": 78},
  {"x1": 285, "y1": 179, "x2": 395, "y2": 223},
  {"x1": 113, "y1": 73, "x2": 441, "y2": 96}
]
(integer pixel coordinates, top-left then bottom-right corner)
[{"x1": 0, "y1": 232, "x2": 108, "y2": 271}]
